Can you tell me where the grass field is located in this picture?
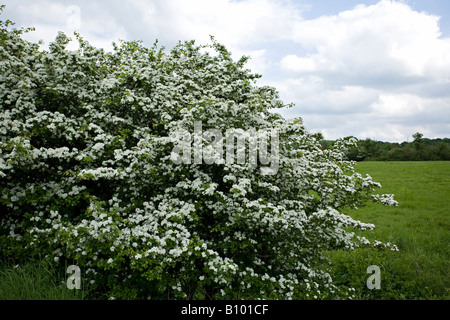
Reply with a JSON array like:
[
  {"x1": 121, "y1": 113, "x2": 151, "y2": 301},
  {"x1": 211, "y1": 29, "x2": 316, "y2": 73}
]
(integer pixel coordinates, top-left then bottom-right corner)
[
  {"x1": 1, "y1": 161, "x2": 448, "y2": 300},
  {"x1": 0, "y1": 259, "x2": 88, "y2": 300},
  {"x1": 327, "y1": 161, "x2": 449, "y2": 300}
]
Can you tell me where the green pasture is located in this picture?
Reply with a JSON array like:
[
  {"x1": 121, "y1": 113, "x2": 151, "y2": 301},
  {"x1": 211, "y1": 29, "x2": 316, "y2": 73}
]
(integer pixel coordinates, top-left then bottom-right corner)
[{"x1": 328, "y1": 161, "x2": 449, "y2": 300}]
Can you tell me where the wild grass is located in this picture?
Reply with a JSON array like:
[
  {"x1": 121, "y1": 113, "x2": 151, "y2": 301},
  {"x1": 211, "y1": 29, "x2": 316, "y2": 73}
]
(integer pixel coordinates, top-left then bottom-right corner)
[
  {"x1": 327, "y1": 161, "x2": 450, "y2": 300},
  {"x1": 0, "y1": 258, "x2": 90, "y2": 300}
]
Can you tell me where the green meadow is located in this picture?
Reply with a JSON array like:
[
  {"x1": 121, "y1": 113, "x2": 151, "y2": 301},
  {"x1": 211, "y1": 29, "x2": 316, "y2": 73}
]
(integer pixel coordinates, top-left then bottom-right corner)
[
  {"x1": 0, "y1": 161, "x2": 448, "y2": 300},
  {"x1": 328, "y1": 161, "x2": 449, "y2": 300}
]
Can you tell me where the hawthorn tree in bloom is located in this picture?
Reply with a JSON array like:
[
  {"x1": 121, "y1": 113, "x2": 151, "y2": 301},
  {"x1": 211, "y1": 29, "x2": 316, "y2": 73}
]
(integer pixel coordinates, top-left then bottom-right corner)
[{"x1": 0, "y1": 10, "x2": 397, "y2": 299}]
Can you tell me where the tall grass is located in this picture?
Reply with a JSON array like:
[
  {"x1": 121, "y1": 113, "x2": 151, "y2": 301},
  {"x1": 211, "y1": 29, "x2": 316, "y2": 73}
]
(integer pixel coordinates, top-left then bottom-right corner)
[
  {"x1": 328, "y1": 161, "x2": 450, "y2": 300},
  {"x1": 0, "y1": 259, "x2": 90, "y2": 300}
]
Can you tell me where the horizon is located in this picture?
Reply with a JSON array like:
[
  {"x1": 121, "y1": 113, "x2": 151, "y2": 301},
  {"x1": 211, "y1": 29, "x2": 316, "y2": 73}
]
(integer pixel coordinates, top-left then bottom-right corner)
[{"x1": 322, "y1": 135, "x2": 450, "y2": 143}]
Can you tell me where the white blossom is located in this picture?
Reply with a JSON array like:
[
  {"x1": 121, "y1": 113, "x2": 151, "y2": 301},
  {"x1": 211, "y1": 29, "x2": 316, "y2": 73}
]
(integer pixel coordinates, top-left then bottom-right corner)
[{"x1": 0, "y1": 25, "x2": 398, "y2": 300}]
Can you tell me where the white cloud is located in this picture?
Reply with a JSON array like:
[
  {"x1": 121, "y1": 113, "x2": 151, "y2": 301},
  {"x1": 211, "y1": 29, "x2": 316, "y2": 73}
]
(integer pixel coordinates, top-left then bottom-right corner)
[
  {"x1": 5, "y1": 0, "x2": 127, "y2": 51},
  {"x1": 371, "y1": 94, "x2": 423, "y2": 118},
  {"x1": 274, "y1": 0, "x2": 450, "y2": 141},
  {"x1": 128, "y1": 0, "x2": 305, "y2": 75},
  {"x1": 359, "y1": 123, "x2": 423, "y2": 142},
  {"x1": 280, "y1": 55, "x2": 317, "y2": 72},
  {"x1": 284, "y1": 0, "x2": 450, "y2": 81},
  {"x1": 8, "y1": 0, "x2": 305, "y2": 75},
  {"x1": 129, "y1": 0, "x2": 303, "y2": 45},
  {"x1": 370, "y1": 93, "x2": 450, "y2": 123},
  {"x1": 2, "y1": 0, "x2": 449, "y2": 141},
  {"x1": 272, "y1": 77, "x2": 379, "y2": 114}
]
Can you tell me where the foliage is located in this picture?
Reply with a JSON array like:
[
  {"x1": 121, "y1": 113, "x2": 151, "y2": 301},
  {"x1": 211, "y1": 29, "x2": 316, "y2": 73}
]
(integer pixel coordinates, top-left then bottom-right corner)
[
  {"x1": 0, "y1": 9, "x2": 398, "y2": 300},
  {"x1": 323, "y1": 134, "x2": 450, "y2": 162}
]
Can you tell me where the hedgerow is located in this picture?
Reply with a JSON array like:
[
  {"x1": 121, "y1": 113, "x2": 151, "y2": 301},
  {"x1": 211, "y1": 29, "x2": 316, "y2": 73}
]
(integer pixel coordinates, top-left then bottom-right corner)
[{"x1": 0, "y1": 8, "x2": 397, "y2": 299}]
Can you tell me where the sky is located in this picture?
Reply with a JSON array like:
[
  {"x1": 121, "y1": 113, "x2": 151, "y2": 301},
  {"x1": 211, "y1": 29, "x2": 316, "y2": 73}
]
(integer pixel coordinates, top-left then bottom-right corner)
[{"x1": 2, "y1": 0, "x2": 450, "y2": 142}]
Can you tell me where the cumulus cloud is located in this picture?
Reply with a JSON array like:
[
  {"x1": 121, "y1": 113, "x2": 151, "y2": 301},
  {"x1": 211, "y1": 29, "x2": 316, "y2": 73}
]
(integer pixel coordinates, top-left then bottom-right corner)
[
  {"x1": 126, "y1": 0, "x2": 305, "y2": 75},
  {"x1": 2, "y1": 0, "x2": 449, "y2": 142},
  {"x1": 276, "y1": 0, "x2": 450, "y2": 141},
  {"x1": 3, "y1": 0, "x2": 127, "y2": 51},
  {"x1": 282, "y1": 0, "x2": 450, "y2": 81},
  {"x1": 3, "y1": 0, "x2": 305, "y2": 74},
  {"x1": 132, "y1": 0, "x2": 303, "y2": 45}
]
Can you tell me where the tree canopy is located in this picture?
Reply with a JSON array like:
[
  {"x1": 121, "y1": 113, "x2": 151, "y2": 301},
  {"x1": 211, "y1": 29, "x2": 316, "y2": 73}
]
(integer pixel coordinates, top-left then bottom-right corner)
[{"x1": 328, "y1": 134, "x2": 450, "y2": 162}]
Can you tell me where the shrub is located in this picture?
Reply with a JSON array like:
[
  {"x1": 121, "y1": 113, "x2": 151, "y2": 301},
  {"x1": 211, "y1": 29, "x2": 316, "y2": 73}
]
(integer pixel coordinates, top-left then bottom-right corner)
[{"x1": 0, "y1": 8, "x2": 397, "y2": 299}]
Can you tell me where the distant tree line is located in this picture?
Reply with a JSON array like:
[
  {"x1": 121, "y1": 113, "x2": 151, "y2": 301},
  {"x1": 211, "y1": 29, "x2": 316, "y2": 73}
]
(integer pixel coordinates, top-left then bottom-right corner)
[{"x1": 321, "y1": 133, "x2": 450, "y2": 161}]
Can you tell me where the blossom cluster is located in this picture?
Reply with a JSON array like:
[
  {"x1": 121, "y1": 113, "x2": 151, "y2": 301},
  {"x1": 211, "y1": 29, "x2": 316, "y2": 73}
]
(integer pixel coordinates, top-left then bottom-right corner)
[{"x1": 0, "y1": 14, "x2": 397, "y2": 300}]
